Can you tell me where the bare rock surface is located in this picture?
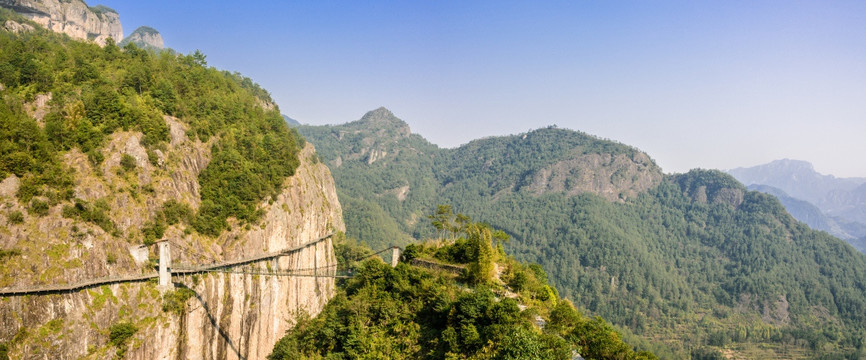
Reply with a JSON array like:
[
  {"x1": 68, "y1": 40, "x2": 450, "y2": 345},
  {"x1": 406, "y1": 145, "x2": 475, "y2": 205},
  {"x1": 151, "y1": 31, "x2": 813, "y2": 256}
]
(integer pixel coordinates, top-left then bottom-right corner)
[
  {"x1": 0, "y1": 132, "x2": 343, "y2": 359},
  {"x1": 3, "y1": 19, "x2": 34, "y2": 33},
  {"x1": 0, "y1": 175, "x2": 19, "y2": 199},
  {"x1": 525, "y1": 151, "x2": 663, "y2": 201},
  {"x1": 0, "y1": 0, "x2": 123, "y2": 45},
  {"x1": 23, "y1": 92, "x2": 51, "y2": 124}
]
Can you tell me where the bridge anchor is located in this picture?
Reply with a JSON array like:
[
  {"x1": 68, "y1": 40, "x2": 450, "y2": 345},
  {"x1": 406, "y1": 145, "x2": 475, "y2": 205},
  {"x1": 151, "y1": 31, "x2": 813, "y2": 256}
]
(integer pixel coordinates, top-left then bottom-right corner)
[
  {"x1": 391, "y1": 246, "x2": 401, "y2": 267},
  {"x1": 157, "y1": 240, "x2": 173, "y2": 293}
]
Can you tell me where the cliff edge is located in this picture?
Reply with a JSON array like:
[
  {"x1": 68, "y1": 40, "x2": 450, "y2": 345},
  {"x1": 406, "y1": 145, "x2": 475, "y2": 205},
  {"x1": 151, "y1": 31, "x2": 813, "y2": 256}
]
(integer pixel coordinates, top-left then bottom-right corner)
[{"x1": 0, "y1": 123, "x2": 344, "y2": 359}]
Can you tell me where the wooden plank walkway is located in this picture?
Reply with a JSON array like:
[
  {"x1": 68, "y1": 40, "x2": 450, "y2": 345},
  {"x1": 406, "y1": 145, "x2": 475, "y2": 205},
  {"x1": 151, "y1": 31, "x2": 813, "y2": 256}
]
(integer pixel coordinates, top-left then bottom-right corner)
[
  {"x1": 0, "y1": 234, "x2": 334, "y2": 297},
  {"x1": 190, "y1": 267, "x2": 352, "y2": 279},
  {"x1": 0, "y1": 273, "x2": 159, "y2": 296}
]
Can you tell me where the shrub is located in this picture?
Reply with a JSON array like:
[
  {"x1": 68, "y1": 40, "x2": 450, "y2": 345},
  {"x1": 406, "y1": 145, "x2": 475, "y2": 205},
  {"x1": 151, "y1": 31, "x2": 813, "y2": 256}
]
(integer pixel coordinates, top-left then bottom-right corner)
[
  {"x1": 61, "y1": 199, "x2": 116, "y2": 234},
  {"x1": 146, "y1": 149, "x2": 159, "y2": 166},
  {"x1": 141, "y1": 220, "x2": 165, "y2": 245},
  {"x1": 0, "y1": 249, "x2": 21, "y2": 259},
  {"x1": 161, "y1": 199, "x2": 192, "y2": 225},
  {"x1": 120, "y1": 154, "x2": 136, "y2": 172},
  {"x1": 162, "y1": 288, "x2": 195, "y2": 314},
  {"x1": 691, "y1": 346, "x2": 726, "y2": 360},
  {"x1": 7, "y1": 210, "x2": 23, "y2": 224},
  {"x1": 108, "y1": 321, "x2": 136, "y2": 347},
  {"x1": 15, "y1": 177, "x2": 39, "y2": 203},
  {"x1": 30, "y1": 198, "x2": 49, "y2": 216}
]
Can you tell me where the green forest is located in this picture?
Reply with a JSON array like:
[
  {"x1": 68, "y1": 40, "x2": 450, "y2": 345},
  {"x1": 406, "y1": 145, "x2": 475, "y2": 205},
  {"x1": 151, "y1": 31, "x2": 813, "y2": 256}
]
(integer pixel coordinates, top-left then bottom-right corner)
[
  {"x1": 4, "y1": 6, "x2": 866, "y2": 358},
  {"x1": 0, "y1": 9, "x2": 303, "y2": 238},
  {"x1": 270, "y1": 215, "x2": 656, "y2": 360},
  {"x1": 297, "y1": 110, "x2": 866, "y2": 358}
]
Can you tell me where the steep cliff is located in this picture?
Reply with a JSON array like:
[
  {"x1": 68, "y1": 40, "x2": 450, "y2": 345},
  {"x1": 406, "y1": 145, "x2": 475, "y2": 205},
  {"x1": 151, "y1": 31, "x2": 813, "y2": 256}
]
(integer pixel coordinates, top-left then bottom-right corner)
[
  {"x1": 0, "y1": 19, "x2": 344, "y2": 358},
  {"x1": 0, "y1": 125, "x2": 344, "y2": 359},
  {"x1": 0, "y1": 0, "x2": 122, "y2": 45}
]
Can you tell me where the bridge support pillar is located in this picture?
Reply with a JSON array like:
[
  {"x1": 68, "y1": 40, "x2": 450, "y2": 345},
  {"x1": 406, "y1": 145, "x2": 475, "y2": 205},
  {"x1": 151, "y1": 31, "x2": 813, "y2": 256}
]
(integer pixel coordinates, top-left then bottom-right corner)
[
  {"x1": 391, "y1": 247, "x2": 401, "y2": 268},
  {"x1": 158, "y1": 241, "x2": 173, "y2": 293}
]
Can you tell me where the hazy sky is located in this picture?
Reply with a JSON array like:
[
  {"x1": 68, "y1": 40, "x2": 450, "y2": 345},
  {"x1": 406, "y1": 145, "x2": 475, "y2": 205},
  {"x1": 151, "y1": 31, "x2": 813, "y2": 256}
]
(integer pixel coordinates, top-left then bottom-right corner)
[{"x1": 104, "y1": 1, "x2": 866, "y2": 177}]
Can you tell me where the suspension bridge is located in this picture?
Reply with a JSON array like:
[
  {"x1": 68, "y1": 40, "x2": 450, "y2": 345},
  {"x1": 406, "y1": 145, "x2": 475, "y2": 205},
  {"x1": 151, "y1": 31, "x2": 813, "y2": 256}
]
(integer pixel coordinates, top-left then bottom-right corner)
[{"x1": 0, "y1": 234, "x2": 402, "y2": 297}]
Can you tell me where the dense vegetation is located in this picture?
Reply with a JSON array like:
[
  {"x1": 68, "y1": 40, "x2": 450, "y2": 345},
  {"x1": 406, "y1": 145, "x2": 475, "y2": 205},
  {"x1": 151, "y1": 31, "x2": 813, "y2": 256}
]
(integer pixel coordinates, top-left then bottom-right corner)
[
  {"x1": 297, "y1": 111, "x2": 643, "y2": 250},
  {"x1": 271, "y1": 216, "x2": 655, "y2": 359},
  {"x1": 0, "y1": 10, "x2": 303, "y2": 237},
  {"x1": 298, "y1": 110, "x2": 866, "y2": 358}
]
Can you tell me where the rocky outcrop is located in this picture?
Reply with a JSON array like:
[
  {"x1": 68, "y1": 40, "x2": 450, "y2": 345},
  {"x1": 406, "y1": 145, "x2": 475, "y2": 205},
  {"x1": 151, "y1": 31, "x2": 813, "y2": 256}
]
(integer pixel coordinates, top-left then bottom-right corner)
[
  {"x1": 0, "y1": 0, "x2": 122, "y2": 45},
  {"x1": 0, "y1": 116, "x2": 343, "y2": 359},
  {"x1": 119, "y1": 26, "x2": 163, "y2": 49},
  {"x1": 3, "y1": 19, "x2": 34, "y2": 33},
  {"x1": 23, "y1": 92, "x2": 51, "y2": 125},
  {"x1": 523, "y1": 151, "x2": 663, "y2": 201}
]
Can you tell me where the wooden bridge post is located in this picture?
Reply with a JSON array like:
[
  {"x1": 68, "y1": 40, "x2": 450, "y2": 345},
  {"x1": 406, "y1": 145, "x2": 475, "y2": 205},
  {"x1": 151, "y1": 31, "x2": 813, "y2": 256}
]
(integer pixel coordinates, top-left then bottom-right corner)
[
  {"x1": 391, "y1": 247, "x2": 401, "y2": 268},
  {"x1": 158, "y1": 240, "x2": 173, "y2": 293}
]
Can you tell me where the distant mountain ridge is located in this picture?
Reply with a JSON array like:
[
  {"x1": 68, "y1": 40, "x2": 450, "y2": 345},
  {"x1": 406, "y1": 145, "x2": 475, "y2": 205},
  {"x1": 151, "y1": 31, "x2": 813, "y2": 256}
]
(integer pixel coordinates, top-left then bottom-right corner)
[
  {"x1": 728, "y1": 159, "x2": 866, "y2": 205},
  {"x1": 728, "y1": 159, "x2": 866, "y2": 251}
]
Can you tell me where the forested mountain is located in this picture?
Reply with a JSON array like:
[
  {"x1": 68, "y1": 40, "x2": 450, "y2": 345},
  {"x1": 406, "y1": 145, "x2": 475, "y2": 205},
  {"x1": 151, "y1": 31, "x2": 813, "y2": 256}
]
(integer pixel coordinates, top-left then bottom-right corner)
[
  {"x1": 297, "y1": 108, "x2": 443, "y2": 247},
  {"x1": 298, "y1": 109, "x2": 866, "y2": 359},
  {"x1": 271, "y1": 219, "x2": 657, "y2": 360}
]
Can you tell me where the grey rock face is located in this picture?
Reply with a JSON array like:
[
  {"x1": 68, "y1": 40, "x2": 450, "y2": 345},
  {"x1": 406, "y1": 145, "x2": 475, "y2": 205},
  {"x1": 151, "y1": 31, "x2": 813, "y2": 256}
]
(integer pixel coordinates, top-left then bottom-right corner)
[{"x1": 0, "y1": 0, "x2": 123, "y2": 45}]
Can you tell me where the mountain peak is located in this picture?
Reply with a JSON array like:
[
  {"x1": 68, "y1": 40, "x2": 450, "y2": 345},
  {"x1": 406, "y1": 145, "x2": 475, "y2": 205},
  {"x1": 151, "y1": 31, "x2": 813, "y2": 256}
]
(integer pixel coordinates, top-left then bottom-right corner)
[
  {"x1": 360, "y1": 107, "x2": 396, "y2": 122},
  {"x1": 119, "y1": 25, "x2": 164, "y2": 49},
  {"x1": 768, "y1": 159, "x2": 816, "y2": 173},
  {"x1": 355, "y1": 107, "x2": 411, "y2": 135}
]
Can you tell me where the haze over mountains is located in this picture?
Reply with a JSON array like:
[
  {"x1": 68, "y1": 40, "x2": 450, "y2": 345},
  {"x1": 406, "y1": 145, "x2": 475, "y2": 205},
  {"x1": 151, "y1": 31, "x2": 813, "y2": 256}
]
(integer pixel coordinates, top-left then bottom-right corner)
[
  {"x1": 729, "y1": 159, "x2": 866, "y2": 252},
  {"x1": 2, "y1": 1, "x2": 866, "y2": 358}
]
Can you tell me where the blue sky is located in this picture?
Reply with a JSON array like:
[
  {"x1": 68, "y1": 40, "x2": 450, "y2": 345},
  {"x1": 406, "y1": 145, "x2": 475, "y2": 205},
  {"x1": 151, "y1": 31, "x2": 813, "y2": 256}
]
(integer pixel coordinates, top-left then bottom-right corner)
[{"x1": 104, "y1": 1, "x2": 866, "y2": 177}]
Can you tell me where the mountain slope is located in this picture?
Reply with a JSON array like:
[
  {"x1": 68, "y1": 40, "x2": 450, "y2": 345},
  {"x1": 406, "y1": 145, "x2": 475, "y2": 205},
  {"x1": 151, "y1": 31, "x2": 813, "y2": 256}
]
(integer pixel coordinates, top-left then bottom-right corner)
[
  {"x1": 299, "y1": 109, "x2": 866, "y2": 358},
  {"x1": 297, "y1": 108, "x2": 443, "y2": 249},
  {"x1": 297, "y1": 109, "x2": 662, "y2": 249},
  {"x1": 0, "y1": 15, "x2": 342, "y2": 359},
  {"x1": 747, "y1": 184, "x2": 866, "y2": 251},
  {"x1": 282, "y1": 114, "x2": 300, "y2": 126}
]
